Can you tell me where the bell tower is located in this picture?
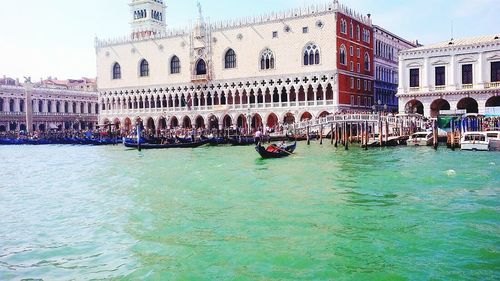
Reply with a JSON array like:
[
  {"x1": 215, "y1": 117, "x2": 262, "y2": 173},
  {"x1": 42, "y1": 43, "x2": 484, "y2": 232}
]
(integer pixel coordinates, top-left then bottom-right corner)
[{"x1": 129, "y1": 0, "x2": 166, "y2": 39}]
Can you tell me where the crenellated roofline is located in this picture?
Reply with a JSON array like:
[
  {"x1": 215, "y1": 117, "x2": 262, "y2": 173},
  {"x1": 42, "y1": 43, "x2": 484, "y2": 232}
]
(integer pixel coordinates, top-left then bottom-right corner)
[{"x1": 95, "y1": 0, "x2": 372, "y2": 49}]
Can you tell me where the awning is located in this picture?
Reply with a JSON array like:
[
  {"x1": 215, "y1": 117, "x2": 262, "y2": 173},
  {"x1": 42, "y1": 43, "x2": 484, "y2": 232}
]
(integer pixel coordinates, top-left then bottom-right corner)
[{"x1": 49, "y1": 123, "x2": 58, "y2": 129}]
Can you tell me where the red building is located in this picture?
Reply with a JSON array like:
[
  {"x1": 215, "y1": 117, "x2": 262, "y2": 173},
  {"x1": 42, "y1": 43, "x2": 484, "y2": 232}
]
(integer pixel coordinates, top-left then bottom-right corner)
[{"x1": 336, "y1": 12, "x2": 374, "y2": 109}]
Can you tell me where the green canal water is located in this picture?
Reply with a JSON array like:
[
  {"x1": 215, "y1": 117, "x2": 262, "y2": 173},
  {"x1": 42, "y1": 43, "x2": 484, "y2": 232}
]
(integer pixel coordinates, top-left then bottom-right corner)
[{"x1": 0, "y1": 143, "x2": 499, "y2": 280}]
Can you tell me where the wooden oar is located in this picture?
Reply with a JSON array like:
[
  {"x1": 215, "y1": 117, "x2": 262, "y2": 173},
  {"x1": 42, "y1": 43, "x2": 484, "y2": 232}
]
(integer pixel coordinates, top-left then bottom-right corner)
[{"x1": 275, "y1": 146, "x2": 294, "y2": 155}]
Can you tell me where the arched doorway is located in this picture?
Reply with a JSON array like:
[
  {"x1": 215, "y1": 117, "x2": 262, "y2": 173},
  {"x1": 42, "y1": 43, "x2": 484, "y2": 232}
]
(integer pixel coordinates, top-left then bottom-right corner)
[
  {"x1": 457, "y1": 97, "x2": 478, "y2": 114},
  {"x1": 208, "y1": 115, "x2": 219, "y2": 129},
  {"x1": 124, "y1": 118, "x2": 132, "y2": 132},
  {"x1": 318, "y1": 111, "x2": 330, "y2": 118},
  {"x1": 222, "y1": 115, "x2": 232, "y2": 128},
  {"x1": 237, "y1": 114, "x2": 247, "y2": 129},
  {"x1": 300, "y1": 112, "x2": 313, "y2": 121},
  {"x1": 19, "y1": 124, "x2": 26, "y2": 131},
  {"x1": 485, "y1": 96, "x2": 500, "y2": 115},
  {"x1": 182, "y1": 116, "x2": 192, "y2": 128},
  {"x1": 283, "y1": 113, "x2": 295, "y2": 125},
  {"x1": 195, "y1": 115, "x2": 205, "y2": 129},
  {"x1": 251, "y1": 114, "x2": 263, "y2": 130},
  {"x1": 404, "y1": 99, "x2": 424, "y2": 115},
  {"x1": 38, "y1": 124, "x2": 45, "y2": 132},
  {"x1": 9, "y1": 122, "x2": 16, "y2": 131},
  {"x1": 158, "y1": 117, "x2": 167, "y2": 130},
  {"x1": 113, "y1": 118, "x2": 121, "y2": 131},
  {"x1": 0, "y1": 125, "x2": 6, "y2": 132},
  {"x1": 430, "y1": 99, "x2": 451, "y2": 117},
  {"x1": 170, "y1": 116, "x2": 179, "y2": 128},
  {"x1": 146, "y1": 117, "x2": 155, "y2": 131},
  {"x1": 266, "y1": 113, "x2": 279, "y2": 128}
]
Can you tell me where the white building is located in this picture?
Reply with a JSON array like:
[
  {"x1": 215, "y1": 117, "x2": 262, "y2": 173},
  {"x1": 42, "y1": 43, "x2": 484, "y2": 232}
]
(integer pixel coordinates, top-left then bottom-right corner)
[
  {"x1": 0, "y1": 78, "x2": 99, "y2": 132},
  {"x1": 397, "y1": 34, "x2": 500, "y2": 117},
  {"x1": 95, "y1": 0, "x2": 381, "y2": 133},
  {"x1": 373, "y1": 26, "x2": 417, "y2": 112}
]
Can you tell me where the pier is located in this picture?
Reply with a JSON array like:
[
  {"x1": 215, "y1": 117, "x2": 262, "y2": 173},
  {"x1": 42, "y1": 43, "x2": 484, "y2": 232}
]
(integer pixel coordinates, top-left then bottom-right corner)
[{"x1": 289, "y1": 113, "x2": 426, "y2": 148}]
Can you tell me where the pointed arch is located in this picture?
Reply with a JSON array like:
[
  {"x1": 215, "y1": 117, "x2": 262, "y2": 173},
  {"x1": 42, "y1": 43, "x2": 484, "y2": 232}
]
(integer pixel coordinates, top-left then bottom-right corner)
[
  {"x1": 224, "y1": 48, "x2": 236, "y2": 69},
  {"x1": 196, "y1": 59, "x2": 207, "y2": 75},
  {"x1": 339, "y1": 45, "x2": 347, "y2": 65},
  {"x1": 139, "y1": 59, "x2": 149, "y2": 77},
  {"x1": 170, "y1": 55, "x2": 180, "y2": 74},
  {"x1": 112, "y1": 62, "x2": 121, "y2": 79},
  {"x1": 303, "y1": 43, "x2": 320, "y2": 65},
  {"x1": 260, "y1": 48, "x2": 275, "y2": 70}
]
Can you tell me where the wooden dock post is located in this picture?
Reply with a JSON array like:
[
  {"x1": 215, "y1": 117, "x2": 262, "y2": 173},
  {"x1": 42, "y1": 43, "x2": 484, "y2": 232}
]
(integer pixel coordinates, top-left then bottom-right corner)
[
  {"x1": 330, "y1": 123, "x2": 334, "y2": 145},
  {"x1": 344, "y1": 122, "x2": 349, "y2": 150},
  {"x1": 450, "y1": 119, "x2": 455, "y2": 151},
  {"x1": 334, "y1": 123, "x2": 338, "y2": 147},
  {"x1": 432, "y1": 119, "x2": 438, "y2": 150},
  {"x1": 306, "y1": 126, "x2": 310, "y2": 145},
  {"x1": 365, "y1": 121, "x2": 369, "y2": 150},
  {"x1": 320, "y1": 125, "x2": 323, "y2": 145},
  {"x1": 378, "y1": 118, "x2": 383, "y2": 147},
  {"x1": 385, "y1": 118, "x2": 389, "y2": 145},
  {"x1": 349, "y1": 123, "x2": 353, "y2": 144}
]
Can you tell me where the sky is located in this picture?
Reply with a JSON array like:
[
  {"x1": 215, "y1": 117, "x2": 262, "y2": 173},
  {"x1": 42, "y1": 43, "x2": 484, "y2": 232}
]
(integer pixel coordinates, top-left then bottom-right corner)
[{"x1": 0, "y1": 0, "x2": 499, "y2": 81}]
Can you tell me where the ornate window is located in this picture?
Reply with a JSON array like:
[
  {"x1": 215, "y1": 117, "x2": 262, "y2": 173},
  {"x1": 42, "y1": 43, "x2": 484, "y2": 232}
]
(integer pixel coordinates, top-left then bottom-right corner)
[
  {"x1": 435, "y1": 66, "x2": 446, "y2": 86},
  {"x1": 196, "y1": 59, "x2": 207, "y2": 75},
  {"x1": 340, "y1": 19, "x2": 347, "y2": 34},
  {"x1": 356, "y1": 25, "x2": 360, "y2": 41},
  {"x1": 339, "y1": 45, "x2": 346, "y2": 65},
  {"x1": 139, "y1": 59, "x2": 149, "y2": 77},
  {"x1": 462, "y1": 64, "x2": 473, "y2": 84},
  {"x1": 260, "y1": 48, "x2": 275, "y2": 70},
  {"x1": 410, "y1": 68, "x2": 420, "y2": 87},
  {"x1": 491, "y1": 61, "x2": 500, "y2": 82},
  {"x1": 112, "y1": 63, "x2": 121, "y2": 79},
  {"x1": 350, "y1": 22, "x2": 354, "y2": 38},
  {"x1": 364, "y1": 53, "x2": 371, "y2": 71},
  {"x1": 170, "y1": 56, "x2": 180, "y2": 74},
  {"x1": 303, "y1": 43, "x2": 320, "y2": 66},
  {"x1": 224, "y1": 49, "x2": 236, "y2": 69}
]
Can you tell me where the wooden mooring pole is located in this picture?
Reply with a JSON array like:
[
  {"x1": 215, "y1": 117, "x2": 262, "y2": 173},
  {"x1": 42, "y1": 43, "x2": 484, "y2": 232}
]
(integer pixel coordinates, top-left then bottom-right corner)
[
  {"x1": 320, "y1": 125, "x2": 324, "y2": 145},
  {"x1": 330, "y1": 123, "x2": 334, "y2": 145},
  {"x1": 365, "y1": 121, "x2": 369, "y2": 150},
  {"x1": 334, "y1": 124, "x2": 338, "y2": 147},
  {"x1": 344, "y1": 122, "x2": 349, "y2": 150},
  {"x1": 306, "y1": 126, "x2": 310, "y2": 145},
  {"x1": 433, "y1": 119, "x2": 438, "y2": 150}
]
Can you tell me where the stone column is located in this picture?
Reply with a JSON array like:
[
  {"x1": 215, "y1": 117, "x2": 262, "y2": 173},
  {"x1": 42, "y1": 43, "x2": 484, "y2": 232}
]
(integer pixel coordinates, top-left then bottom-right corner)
[
  {"x1": 477, "y1": 52, "x2": 484, "y2": 87},
  {"x1": 24, "y1": 83, "x2": 33, "y2": 133}
]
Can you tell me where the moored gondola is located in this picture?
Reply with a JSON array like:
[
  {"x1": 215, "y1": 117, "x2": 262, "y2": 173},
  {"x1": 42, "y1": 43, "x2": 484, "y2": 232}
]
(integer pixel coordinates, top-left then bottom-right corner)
[
  {"x1": 123, "y1": 138, "x2": 209, "y2": 149},
  {"x1": 255, "y1": 142, "x2": 297, "y2": 159}
]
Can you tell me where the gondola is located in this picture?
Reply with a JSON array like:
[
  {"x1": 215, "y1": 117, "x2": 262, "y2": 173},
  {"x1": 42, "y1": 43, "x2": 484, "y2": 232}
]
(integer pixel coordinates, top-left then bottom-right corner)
[
  {"x1": 200, "y1": 136, "x2": 229, "y2": 145},
  {"x1": 228, "y1": 136, "x2": 255, "y2": 146},
  {"x1": 123, "y1": 138, "x2": 209, "y2": 149},
  {"x1": 255, "y1": 142, "x2": 297, "y2": 159}
]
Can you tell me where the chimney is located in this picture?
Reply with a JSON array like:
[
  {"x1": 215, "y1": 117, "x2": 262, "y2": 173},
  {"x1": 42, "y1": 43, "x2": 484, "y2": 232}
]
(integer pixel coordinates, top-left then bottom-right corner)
[{"x1": 367, "y1": 13, "x2": 371, "y2": 19}]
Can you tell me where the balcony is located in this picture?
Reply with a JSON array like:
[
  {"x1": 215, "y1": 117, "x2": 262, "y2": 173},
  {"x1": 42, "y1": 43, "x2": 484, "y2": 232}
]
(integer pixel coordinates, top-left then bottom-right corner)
[
  {"x1": 485, "y1": 82, "x2": 500, "y2": 89},
  {"x1": 434, "y1": 85, "x2": 446, "y2": 91},
  {"x1": 461, "y1": 84, "x2": 473, "y2": 90},
  {"x1": 409, "y1": 87, "x2": 420, "y2": 92}
]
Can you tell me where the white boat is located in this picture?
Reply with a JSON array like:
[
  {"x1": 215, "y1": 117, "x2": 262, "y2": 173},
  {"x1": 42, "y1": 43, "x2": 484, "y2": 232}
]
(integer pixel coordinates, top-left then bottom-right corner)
[
  {"x1": 407, "y1": 132, "x2": 433, "y2": 146},
  {"x1": 460, "y1": 132, "x2": 489, "y2": 151},
  {"x1": 486, "y1": 131, "x2": 500, "y2": 151}
]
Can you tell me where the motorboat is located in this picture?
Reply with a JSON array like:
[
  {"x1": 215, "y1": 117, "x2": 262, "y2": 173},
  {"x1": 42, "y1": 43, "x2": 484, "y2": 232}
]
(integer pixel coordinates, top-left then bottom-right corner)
[
  {"x1": 486, "y1": 131, "x2": 500, "y2": 151},
  {"x1": 407, "y1": 131, "x2": 433, "y2": 146},
  {"x1": 460, "y1": 132, "x2": 489, "y2": 151}
]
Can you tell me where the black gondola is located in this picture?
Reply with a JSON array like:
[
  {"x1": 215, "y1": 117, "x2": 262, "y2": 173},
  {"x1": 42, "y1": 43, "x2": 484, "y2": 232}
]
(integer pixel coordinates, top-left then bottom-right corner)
[
  {"x1": 228, "y1": 136, "x2": 255, "y2": 146},
  {"x1": 123, "y1": 139, "x2": 209, "y2": 149},
  {"x1": 255, "y1": 142, "x2": 297, "y2": 159}
]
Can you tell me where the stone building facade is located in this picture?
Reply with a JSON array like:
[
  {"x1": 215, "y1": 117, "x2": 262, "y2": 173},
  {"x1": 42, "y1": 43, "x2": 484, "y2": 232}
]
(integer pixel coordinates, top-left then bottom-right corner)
[
  {"x1": 373, "y1": 26, "x2": 417, "y2": 112},
  {"x1": 95, "y1": 1, "x2": 409, "y2": 133},
  {"x1": 0, "y1": 78, "x2": 99, "y2": 132},
  {"x1": 397, "y1": 34, "x2": 500, "y2": 117}
]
